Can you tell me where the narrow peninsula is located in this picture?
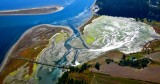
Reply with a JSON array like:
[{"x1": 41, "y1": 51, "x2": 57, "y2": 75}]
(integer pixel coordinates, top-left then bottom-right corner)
[{"x1": 0, "y1": 6, "x2": 63, "y2": 15}]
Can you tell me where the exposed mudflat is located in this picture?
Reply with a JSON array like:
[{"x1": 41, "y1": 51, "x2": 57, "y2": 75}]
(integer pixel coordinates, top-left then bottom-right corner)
[
  {"x1": 82, "y1": 16, "x2": 160, "y2": 54},
  {"x1": 0, "y1": 24, "x2": 72, "y2": 84}
]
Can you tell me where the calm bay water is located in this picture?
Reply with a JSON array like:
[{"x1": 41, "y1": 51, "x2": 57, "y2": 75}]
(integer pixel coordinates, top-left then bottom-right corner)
[{"x1": 0, "y1": 0, "x2": 95, "y2": 65}]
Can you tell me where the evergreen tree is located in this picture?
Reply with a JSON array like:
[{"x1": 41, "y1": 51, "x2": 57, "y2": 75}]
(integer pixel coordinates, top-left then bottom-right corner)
[{"x1": 95, "y1": 62, "x2": 100, "y2": 70}]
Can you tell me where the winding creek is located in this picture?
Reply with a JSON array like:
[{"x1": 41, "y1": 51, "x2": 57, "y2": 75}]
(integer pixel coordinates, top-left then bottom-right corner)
[
  {"x1": 0, "y1": 0, "x2": 95, "y2": 63},
  {"x1": 0, "y1": 0, "x2": 96, "y2": 83},
  {"x1": 1, "y1": 0, "x2": 159, "y2": 83}
]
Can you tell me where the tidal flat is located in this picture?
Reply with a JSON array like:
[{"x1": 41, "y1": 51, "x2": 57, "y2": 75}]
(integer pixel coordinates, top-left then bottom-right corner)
[{"x1": 0, "y1": 24, "x2": 72, "y2": 84}]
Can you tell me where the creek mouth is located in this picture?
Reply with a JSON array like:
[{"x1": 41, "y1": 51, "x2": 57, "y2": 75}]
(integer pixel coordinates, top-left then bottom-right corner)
[
  {"x1": 0, "y1": 0, "x2": 96, "y2": 83},
  {"x1": 36, "y1": 14, "x2": 94, "y2": 84},
  {"x1": 2, "y1": 0, "x2": 160, "y2": 84}
]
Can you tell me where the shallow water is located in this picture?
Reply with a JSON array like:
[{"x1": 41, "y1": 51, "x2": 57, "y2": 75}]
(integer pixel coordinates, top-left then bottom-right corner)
[{"x1": 0, "y1": 0, "x2": 95, "y2": 64}]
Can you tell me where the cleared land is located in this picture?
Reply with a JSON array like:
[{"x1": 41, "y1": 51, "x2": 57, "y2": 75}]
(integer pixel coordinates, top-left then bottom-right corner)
[
  {"x1": 58, "y1": 63, "x2": 154, "y2": 84},
  {"x1": 91, "y1": 73, "x2": 153, "y2": 84},
  {"x1": 87, "y1": 49, "x2": 160, "y2": 83}
]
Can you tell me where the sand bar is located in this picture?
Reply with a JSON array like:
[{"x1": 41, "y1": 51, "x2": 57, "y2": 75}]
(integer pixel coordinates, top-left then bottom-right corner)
[{"x1": 0, "y1": 6, "x2": 63, "y2": 15}]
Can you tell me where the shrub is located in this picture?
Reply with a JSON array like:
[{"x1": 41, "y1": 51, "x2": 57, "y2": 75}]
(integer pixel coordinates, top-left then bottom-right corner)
[
  {"x1": 95, "y1": 62, "x2": 100, "y2": 70},
  {"x1": 105, "y1": 59, "x2": 113, "y2": 64}
]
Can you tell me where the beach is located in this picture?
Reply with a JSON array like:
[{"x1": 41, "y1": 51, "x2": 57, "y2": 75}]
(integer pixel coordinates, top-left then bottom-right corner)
[{"x1": 0, "y1": 6, "x2": 63, "y2": 15}]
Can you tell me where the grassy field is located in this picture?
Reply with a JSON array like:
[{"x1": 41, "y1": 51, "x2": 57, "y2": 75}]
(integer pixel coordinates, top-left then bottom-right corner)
[
  {"x1": 58, "y1": 66, "x2": 154, "y2": 84},
  {"x1": 91, "y1": 73, "x2": 153, "y2": 84},
  {"x1": 87, "y1": 49, "x2": 160, "y2": 83},
  {"x1": 126, "y1": 53, "x2": 143, "y2": 59}
]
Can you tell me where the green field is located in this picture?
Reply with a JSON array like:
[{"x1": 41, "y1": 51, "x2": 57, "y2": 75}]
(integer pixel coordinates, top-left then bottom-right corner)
[{"x1": 92, "y1": 73, "x2": 153, "y2": 84}]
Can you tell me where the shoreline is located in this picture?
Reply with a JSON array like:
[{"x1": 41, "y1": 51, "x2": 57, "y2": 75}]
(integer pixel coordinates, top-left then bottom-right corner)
[
  {"x1": 0, "y1": 24, "x2": 73, "y2": 73},
  {"x1": 0, "y1": 6, "x2": 64, "y2": 15},
  {"x1": 0, "y1": 0, "x2": 96, "y2": 78},
  {"x1": 78, "y1": 0, "x2": 97, "y2": 34},
  {"x1": 79, "y1": 15, "x2": 99, "y2": 34}
]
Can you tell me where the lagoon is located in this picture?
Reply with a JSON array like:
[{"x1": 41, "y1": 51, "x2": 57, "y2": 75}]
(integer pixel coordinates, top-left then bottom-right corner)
[{"x1": 0, "y1": 0, "x2": 95, "y2": 64}]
